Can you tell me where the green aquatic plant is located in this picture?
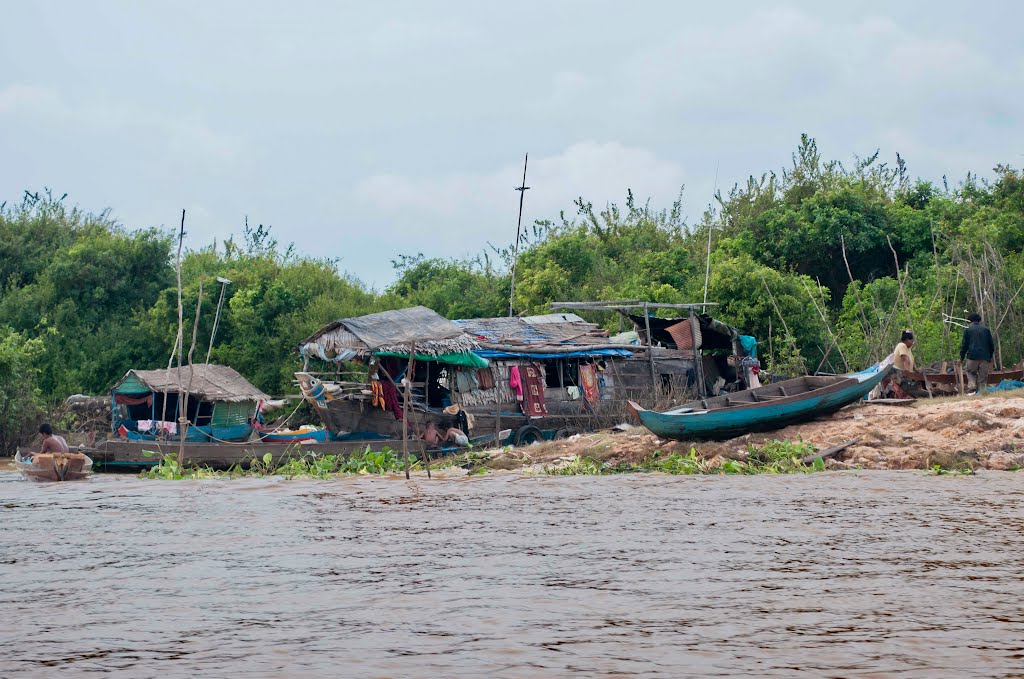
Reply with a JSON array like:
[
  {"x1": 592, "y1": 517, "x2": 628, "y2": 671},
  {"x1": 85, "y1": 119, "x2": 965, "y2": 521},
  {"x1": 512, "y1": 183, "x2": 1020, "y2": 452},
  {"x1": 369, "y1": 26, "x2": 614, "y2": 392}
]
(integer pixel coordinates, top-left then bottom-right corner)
[
  {"x1": 545, "y1": 456, "x2": 608, "y2": 475},
  {"x1": 141, "y1": 445, "x2": 412, "y2": 480},
  {"x1": 544, "y1": 440, "x2": 829, "y2": 476},
  {"x1": 141, "y1": 452, "x2": 224, "y2": 480},
  {"x1": 930, "y1": 464, "x2": 976, "y2": 476}
]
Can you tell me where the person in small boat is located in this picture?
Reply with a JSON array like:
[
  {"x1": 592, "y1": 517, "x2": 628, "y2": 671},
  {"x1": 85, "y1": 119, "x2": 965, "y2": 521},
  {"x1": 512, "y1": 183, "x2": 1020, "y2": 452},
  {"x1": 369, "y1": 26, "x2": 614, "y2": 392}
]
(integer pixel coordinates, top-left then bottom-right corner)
[
  {"x1": 959, "y1": 312, "x2": 995, "y2": 395},
  {"x1": 26, "y1": 423, "x2": 70, "y2": 460}
]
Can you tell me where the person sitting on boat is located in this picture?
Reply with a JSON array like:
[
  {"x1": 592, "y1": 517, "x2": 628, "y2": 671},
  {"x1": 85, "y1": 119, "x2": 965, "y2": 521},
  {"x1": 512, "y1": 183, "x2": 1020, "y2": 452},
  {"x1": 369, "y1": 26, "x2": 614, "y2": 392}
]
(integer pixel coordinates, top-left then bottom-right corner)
[
  {"x1": 419, "y1": 421, "x2": 470, "y2": 448},
  {"x1": 882, "y1": 330, "x2": 919, "y2": 399},
  {"x1": 444, "y1": 427, "x2": 470, "y2": 447},
  {"x1": 27, "y1": 423, "x2": 70, "y2": 460},
  {"x1": 419, "y1": 421, "x2": 444, "y2": 447},
  {"x1": 893, "y1": 330, "x2": 915, "y2": 372}
]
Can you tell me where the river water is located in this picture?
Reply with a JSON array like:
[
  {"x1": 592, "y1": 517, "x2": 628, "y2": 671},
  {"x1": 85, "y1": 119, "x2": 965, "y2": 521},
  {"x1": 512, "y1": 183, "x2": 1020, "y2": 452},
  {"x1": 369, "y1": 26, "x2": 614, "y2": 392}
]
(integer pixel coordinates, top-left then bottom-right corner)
[{"x1": 2, "y1": 470, "x2": 1023, "y2": 678}]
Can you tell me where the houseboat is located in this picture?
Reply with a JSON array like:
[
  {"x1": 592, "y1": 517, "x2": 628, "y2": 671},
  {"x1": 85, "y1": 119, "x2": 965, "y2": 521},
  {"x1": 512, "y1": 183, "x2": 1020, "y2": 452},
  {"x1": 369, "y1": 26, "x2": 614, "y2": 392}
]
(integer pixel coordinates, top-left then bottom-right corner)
[{"x1": 297, "y1": 303, "x2": 754, "y2": 445}]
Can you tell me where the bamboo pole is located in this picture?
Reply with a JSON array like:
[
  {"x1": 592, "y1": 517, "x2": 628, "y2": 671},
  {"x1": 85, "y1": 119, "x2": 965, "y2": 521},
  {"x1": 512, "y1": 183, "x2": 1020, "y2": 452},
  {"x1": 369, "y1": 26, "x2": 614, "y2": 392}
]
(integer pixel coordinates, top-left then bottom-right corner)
[
  {"x1": 495, "y1": 363, "x2": 503, "y2": 449},
  {"x1": 174, "y1": 210, "x2": 186, "y2": 460},
  {"x1": 402, "y1": 343, "x2": 416, "y2": 480},
  {"x1": 887, "y1": 236, "x2": 915, "y2": 339},
  {"x1": 179, "y1": 276, "x2": 204, "y2": 465},
  {"x1": 840, "y1": 235, "x2": 877, "y2": 361},
  {"x1": 802, "y1": 278, "x2": 849, "y2": 372},
  {"x1": 642, "y1": 303, "x2": 657, "y2": 389},
  {"x1": 689, "y1": 308, "x2": 705, "y2": 398}
]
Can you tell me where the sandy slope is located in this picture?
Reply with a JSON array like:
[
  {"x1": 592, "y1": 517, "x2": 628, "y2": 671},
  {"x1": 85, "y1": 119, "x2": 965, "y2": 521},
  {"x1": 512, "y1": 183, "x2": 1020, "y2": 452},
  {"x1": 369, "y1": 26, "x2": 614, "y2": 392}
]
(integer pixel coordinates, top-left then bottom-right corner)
[{"x1": 482, "y1": 391, "x2": 1024, "y2": 471}]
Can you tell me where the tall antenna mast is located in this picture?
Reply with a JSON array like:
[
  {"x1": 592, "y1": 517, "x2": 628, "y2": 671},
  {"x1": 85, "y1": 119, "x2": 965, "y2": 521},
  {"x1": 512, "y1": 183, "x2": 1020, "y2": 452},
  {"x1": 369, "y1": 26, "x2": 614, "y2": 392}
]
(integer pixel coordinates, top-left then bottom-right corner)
[{"x1": 508, "y1": 153, "x2": 530, "y2": 317}]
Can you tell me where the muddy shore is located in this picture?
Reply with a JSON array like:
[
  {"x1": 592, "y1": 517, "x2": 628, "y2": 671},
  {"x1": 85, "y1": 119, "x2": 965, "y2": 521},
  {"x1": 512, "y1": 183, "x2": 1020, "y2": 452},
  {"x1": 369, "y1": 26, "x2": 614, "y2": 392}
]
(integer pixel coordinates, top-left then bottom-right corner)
[
  {"x1": 4, "y1": 392, "x2": 1022, "y2": 476},
  {"x1": 481, "y1": 391, "x2": 1024, "y2": 472}
]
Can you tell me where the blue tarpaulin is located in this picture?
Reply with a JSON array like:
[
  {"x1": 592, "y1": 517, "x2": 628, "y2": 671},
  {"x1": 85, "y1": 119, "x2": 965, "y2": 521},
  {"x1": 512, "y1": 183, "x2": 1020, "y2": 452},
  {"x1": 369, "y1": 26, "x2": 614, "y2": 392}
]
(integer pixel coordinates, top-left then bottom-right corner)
[{"x1": 985, "y1": 379, "x2": 1024, "y2": 393}]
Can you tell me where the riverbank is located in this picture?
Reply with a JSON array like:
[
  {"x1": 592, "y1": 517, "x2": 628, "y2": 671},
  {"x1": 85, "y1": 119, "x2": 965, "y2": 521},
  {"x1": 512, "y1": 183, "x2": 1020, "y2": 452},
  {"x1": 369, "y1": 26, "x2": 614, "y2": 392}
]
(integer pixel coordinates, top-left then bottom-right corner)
[
  {"x1": 480, "y1": 390, "x2": 1024, "y2": 473},
  {"x1": 5, "y1": 391, "x2": 1022, "y2": 478}
]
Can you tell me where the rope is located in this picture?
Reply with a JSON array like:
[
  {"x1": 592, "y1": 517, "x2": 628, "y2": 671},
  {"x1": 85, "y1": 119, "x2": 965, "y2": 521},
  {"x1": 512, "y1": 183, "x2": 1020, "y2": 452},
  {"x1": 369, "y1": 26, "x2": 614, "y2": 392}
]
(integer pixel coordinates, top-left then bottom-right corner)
[{"x1": 171, "y1": 398, "x2": 311, "y2": 446}]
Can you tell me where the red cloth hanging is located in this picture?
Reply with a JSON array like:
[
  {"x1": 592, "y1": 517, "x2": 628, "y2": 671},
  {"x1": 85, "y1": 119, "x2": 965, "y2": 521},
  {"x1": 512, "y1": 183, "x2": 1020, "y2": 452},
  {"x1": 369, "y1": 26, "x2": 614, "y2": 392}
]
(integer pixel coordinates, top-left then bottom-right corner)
[
  {"x1": 114, "y1": 394, "x2": 153, "y2": 406},
  {"x1": 520, "y1": 364, "x2": 548, "y2": 417}
]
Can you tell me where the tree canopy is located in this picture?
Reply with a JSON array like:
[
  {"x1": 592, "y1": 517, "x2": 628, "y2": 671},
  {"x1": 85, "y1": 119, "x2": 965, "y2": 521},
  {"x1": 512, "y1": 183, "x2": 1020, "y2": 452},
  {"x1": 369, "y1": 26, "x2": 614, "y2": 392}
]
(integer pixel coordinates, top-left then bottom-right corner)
[{"x1": 2, "y1": 136, "x2": 1022, "y2": 452}]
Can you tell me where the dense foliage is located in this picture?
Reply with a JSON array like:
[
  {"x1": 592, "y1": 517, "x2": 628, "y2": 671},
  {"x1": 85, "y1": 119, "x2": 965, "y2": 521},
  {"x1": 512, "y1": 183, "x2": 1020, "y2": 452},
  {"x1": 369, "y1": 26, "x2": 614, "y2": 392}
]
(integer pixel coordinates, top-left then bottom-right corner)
[{"x1": 2, "y1": 136, "x2": 1023, "y2": 451}]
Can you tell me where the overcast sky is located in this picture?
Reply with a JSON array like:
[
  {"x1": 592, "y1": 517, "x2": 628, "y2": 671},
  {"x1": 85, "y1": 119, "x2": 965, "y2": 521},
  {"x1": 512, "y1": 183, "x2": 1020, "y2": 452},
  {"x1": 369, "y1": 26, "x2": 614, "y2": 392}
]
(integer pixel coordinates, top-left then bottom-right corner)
[{"x1": 2, "y1": 1, "x2": 1021, "y2": 288}]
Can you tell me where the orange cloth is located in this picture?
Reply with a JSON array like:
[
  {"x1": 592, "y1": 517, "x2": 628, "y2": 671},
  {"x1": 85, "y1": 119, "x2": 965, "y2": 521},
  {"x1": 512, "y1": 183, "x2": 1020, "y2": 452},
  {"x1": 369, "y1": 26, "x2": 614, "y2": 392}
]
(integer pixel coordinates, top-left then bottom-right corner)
[
  {"x1": 579, "y1": 364, "x2": 599, "y2": 405},
  {"x1": 371, "y1": 381, "x2": 386, "y2": 410}
]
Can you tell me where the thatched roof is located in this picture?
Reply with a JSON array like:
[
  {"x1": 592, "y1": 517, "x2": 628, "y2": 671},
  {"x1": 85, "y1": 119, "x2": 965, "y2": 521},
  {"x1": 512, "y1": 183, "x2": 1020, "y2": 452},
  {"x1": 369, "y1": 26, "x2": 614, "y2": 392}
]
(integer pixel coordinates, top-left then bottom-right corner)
[
  {"x1": 112, "y1": 364, "x2": 271, "y2": 403},
  {"x1": 299, "y1": 306, "x2": 479, "y2": 359},
  {"x1": 454, "y1": 313, "x2": 609, "y2": 346}
]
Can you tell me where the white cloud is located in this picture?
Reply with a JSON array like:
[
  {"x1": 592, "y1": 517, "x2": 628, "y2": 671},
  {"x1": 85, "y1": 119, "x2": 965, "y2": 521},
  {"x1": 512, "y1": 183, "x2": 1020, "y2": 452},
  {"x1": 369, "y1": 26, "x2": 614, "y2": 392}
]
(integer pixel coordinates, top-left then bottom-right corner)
[
  {"x1": 353, "y1": 141, "x2": 686, "y2": 240},
  {"x1": 0, "y1": 83, "x2": 244, "y2": 165},
  {"x1": 0, "y1": 84, "x2": 61, "y2": 115}
]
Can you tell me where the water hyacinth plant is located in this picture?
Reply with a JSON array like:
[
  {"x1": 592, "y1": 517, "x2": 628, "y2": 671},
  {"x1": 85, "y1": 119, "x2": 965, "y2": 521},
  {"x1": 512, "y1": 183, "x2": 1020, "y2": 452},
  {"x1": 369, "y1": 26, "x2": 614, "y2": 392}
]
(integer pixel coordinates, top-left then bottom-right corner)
[
  {"x1": 141, "y1": 446, "x2": 411, "y2": 480},
  {"x1": 544, "y1": 439, "x2": 829, "y2": 476}
]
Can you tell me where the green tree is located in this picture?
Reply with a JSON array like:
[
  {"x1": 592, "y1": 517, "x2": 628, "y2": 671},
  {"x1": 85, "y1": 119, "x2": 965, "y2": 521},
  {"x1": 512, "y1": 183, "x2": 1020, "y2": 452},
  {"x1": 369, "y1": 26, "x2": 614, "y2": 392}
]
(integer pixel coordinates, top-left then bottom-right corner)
[{"x1": 0, "y1": 326, "x2": 45, "y2": 455}]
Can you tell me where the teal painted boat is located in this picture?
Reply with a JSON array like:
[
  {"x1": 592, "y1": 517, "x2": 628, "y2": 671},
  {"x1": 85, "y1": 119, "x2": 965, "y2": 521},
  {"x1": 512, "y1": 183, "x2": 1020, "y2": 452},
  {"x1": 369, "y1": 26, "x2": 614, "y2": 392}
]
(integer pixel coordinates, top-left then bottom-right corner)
[{"x1": 628, "y1": 363, "x2": 893, "y2": 441}]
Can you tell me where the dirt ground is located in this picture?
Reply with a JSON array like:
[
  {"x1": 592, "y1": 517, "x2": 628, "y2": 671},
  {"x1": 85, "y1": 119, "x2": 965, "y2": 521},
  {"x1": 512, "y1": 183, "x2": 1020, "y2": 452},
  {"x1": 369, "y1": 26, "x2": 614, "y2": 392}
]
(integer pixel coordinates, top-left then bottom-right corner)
[{"x1": 481, "y1": 391, "x2": 1024, "y2": 472}]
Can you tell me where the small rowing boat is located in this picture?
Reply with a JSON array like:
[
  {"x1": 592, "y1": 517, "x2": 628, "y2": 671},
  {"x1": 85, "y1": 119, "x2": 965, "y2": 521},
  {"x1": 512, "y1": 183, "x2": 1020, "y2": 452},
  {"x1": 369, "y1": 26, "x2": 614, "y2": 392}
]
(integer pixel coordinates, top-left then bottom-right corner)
[
  {"x1": 15, "y1": 451, "x2": 93, "y2": 482},
  {"x1": 259, "y1": 426, "x2": 338, "y2": 443},
  {"x1": 628, "y1": 363, "x2": 893, "y2": 440}
]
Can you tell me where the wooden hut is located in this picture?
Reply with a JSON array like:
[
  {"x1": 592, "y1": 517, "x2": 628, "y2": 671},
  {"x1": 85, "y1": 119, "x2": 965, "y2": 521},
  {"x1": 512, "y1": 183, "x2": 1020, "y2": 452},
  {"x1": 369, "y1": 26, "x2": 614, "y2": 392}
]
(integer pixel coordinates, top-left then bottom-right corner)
[
  {"x1": 295, "y1": 306, "x2": 485, "y2": 440},
  {"x1": 551, "y1": 301, "x2": 755, "y2": 397},
  {"x1": 110, "y1": 364, "x2": 270, "y2": 442}
]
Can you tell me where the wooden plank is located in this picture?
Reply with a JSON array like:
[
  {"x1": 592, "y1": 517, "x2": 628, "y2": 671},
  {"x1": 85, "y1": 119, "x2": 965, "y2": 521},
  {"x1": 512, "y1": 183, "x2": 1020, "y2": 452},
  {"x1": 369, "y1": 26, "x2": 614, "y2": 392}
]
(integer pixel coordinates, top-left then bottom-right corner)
[{"x1": 800, "y1": 438, "x2": 860, "y2": 465}]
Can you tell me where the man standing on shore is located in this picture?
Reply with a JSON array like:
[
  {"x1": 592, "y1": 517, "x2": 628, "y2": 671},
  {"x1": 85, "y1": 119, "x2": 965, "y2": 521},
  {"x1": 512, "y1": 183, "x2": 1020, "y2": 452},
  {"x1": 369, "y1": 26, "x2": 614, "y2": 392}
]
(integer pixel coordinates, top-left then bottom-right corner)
[{"x1": 959, "y1": 313, "x2": 995, "y2": 394}]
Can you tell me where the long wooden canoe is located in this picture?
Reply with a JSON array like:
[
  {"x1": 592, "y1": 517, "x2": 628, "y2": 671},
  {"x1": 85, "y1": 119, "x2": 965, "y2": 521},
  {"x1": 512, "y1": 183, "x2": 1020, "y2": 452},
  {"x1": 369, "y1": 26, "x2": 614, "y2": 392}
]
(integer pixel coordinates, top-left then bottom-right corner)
[{"x1": 628, "y1": 363, "x2": 892, "y2": 441}]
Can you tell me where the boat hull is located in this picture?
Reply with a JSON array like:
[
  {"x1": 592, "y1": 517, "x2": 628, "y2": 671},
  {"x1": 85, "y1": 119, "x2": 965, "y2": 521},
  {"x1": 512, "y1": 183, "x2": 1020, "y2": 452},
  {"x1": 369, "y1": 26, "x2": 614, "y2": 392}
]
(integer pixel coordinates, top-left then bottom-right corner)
[
  {"x1": 15, "y1": 452, "x2": 93, "y2": 482},
  {"x1": 904, "y1": 367, "x2": 1022, "y2": 386},
  {"x1": 86, "y1": 438, "x2": 432, "y2": 471},
  {"x1": 259, "y1": 428, "x2": 338, "y2": 443},
  {"x1": 632, "y1": 365, "x2": 892, "y2": 441}
]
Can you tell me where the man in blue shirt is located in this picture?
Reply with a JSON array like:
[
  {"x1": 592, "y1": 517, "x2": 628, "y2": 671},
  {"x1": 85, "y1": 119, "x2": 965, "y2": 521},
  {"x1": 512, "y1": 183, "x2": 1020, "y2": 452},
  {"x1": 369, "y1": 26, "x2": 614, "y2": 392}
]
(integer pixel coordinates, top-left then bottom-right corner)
[{"x1": 959, "y1": 313, "x2": 995, "y2": 394}]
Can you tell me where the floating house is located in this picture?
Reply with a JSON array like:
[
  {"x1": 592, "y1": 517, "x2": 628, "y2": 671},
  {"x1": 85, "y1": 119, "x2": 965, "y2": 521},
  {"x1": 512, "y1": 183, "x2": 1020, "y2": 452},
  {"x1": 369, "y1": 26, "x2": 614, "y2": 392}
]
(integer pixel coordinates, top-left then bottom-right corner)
[
  {"x1": 296, "y1": 306, "x2": 485, "y2": 439},
  {"x1": 297, "y1": 304, "x2": 753, "y2": 445},
  {"x1": 110, "y1": 364, "x2": 270, "y2": 442}
]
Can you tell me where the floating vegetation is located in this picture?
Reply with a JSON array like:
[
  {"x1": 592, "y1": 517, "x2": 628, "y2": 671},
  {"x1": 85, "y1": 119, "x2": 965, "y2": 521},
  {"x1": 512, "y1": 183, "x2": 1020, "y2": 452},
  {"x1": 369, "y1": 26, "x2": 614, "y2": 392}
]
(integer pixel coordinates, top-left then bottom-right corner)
[
  {"x1": 140, "y1": 439, "x2": 838, "y2": 480},
  {"x1": 545, "y1": 440, "x2": 828, "y2": 476},
  {"x1": 141, "y1": 447, "x2": 412, "y2": 480}
]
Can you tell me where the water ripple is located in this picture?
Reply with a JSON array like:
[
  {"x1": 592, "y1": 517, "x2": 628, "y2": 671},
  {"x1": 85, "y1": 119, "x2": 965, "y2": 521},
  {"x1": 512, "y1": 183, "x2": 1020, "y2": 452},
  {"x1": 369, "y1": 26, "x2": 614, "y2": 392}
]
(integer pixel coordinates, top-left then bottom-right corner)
[{"x1": 1, "y1": 471, "x2": 1022, "y2": 677}]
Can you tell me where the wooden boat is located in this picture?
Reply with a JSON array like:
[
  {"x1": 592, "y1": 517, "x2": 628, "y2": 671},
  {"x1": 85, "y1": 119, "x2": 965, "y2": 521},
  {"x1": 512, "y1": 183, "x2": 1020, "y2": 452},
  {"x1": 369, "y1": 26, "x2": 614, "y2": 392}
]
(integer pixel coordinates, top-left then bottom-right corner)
[
  {"x1": 89, "y1": 437, "x2": 432, "y2": 470},
  {"x1": 259, "y1": 426, "x2": 338, "y2": 443},
  {"x1": 15, "y1": 451, "x2": 93, "y2": 482},
  {"x1": 628, "y1": 363, "x2": 893, "y2": 441},
  {"x1": 904, "y1": 364, "x2": 1023, "y2": 387}
]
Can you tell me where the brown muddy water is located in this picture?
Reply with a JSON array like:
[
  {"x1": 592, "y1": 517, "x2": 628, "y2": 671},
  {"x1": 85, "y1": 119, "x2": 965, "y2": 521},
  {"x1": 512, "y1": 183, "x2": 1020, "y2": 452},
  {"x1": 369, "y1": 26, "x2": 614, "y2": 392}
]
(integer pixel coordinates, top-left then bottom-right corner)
[{"x1": 2, "y1": 470, "x2": 1023, "y2": 678}]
